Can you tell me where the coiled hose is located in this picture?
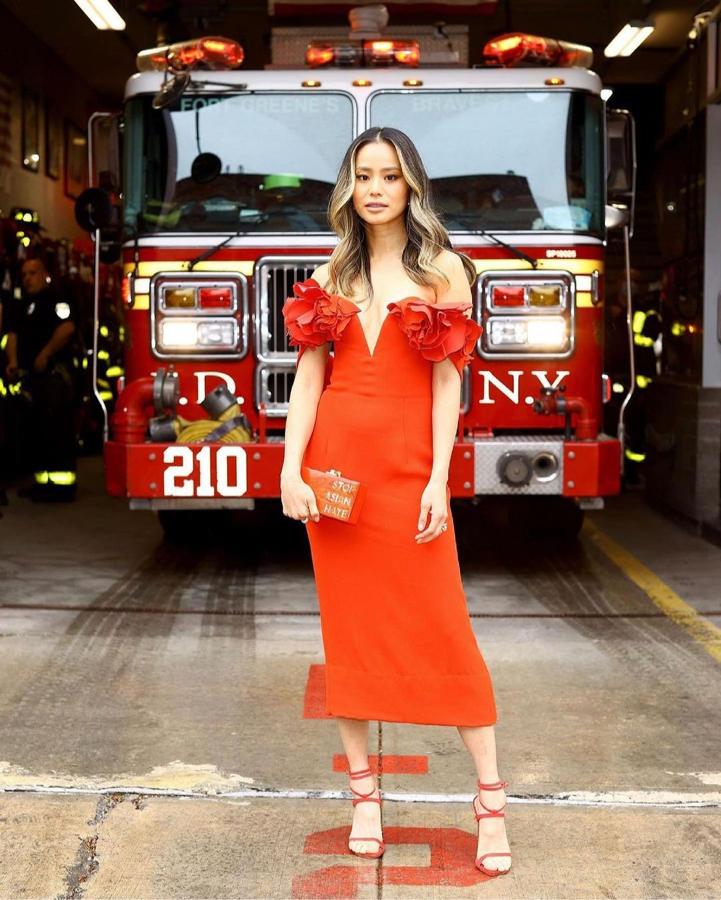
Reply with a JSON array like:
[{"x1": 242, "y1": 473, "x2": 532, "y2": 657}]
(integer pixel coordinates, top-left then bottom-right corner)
[
  {"x1": 148, "y1": 384, "x2": 252, "y2": 445},
  {"x1": 177, "y1": 401, "x2": 252, "y2": 444}
]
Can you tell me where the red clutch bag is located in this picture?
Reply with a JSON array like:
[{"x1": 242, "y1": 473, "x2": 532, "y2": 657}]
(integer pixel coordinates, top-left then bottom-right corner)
[{"x1": 300, "y1": 466, "x2": 367, "y2": 524}]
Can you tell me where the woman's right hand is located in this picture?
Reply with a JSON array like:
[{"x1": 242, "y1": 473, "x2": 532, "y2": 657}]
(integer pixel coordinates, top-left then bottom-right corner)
[{"x1": 280, "y1": 470, "x2": 320, "y2": 523}]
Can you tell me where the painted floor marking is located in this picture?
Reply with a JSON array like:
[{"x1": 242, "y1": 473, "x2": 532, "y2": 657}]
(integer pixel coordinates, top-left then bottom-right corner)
[
  {"x1": 332, "y1": 754, "x2": 428, "y2": 775},
  {"x1": 585, "y1": 520, "x2": 721, "y2": 664},
  {"x1": 1, "y1": 782, "x2": 719, "y2": 809}
]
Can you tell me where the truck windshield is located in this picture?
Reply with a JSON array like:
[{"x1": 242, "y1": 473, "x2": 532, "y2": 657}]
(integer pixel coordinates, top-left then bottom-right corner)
[
  {"x1": 369, "y1": 90, "x2": 604, "y2": 235},
  {"x1": 123, "y1": 92, "x2": 355, "y2": 234}
]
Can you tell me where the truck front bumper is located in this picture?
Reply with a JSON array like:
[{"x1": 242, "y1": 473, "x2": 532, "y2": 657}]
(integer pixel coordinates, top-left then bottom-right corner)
[{"x1": 105, "y1": 434, "x2": 621, "y2": 509}]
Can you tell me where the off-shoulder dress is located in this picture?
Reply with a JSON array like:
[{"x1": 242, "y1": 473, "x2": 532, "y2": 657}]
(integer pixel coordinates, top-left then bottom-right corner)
[{"x1": 282, "y1": 277, "x2": 497, "y2": 726}]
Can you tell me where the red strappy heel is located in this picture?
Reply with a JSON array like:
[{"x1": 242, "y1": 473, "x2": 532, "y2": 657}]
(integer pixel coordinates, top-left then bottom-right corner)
[
  {"x1": 347, "y1": 766, "x2": 385, "y2": 858},
  {"x1": 472, "y1": 778, "x2": 511, "y2": 876}
]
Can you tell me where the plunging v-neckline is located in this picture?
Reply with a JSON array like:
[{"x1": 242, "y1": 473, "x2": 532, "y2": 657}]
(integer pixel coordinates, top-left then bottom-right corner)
[
  {"x1": 306, "y1": 279, "x2": 427, "y2": 360},
  {"x1": 346, "y1": 302, "x2": 395, "y2": 359}
]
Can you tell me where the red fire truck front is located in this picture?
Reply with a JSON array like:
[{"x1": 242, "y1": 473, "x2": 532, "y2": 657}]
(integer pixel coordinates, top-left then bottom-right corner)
[{"x1": 96, "y1": 32, "x2": 626, "y2": 536}]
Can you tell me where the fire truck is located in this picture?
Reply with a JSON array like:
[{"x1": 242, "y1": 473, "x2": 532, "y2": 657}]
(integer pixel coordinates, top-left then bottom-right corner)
[{"x1": 78, "y1": 26, "x2": 636, "y2": 538}]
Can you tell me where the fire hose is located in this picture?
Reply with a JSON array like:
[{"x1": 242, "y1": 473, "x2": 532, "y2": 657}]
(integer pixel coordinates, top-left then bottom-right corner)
[
  {"x1": 148, "y1": 383, "x2": 252, "y2": 444},
  {"x1": 112, "y1": 370, "x2": 252, "y2": 445}
]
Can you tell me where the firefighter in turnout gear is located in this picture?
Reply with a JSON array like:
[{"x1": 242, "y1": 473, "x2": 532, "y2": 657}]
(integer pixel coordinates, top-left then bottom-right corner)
[
  {"x1": 625, "y1": 282, "x2": 662, "y2": 487},
  {"x1": 606, "y1": 270, "x2": 662, "y2": 488},
  {"x1": 4, "y1": 257, "x2": 78, "y2": 501}
]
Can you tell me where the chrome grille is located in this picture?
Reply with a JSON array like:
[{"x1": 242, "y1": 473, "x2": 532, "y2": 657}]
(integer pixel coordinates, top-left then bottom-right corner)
[
  {"x1": 253, "y1": 255, "x2": 472, "y2": 416},
  {"x1": 255, "y1": 365, "x2": 296, "y2": 417},
  {"x1": 255, "y1": 255, "x2": 329, "y2": 361},
  {"x1": 461, "y1": 366, "x2": 470, "y2": 414}
]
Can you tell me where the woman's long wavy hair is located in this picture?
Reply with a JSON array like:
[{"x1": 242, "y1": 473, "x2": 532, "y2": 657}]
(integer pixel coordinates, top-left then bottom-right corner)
[{"x1": 325, "y1": 127, "x2": 476, "y2": 302}]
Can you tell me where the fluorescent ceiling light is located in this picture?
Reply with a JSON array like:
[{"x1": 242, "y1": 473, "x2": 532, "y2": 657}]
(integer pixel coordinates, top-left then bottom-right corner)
[
  {"x1": 74, "y1": 0, "x2": 126, "y2": 30},
  {"x1": 604, "y1": 20, "x2": 654, "y2": 57}
]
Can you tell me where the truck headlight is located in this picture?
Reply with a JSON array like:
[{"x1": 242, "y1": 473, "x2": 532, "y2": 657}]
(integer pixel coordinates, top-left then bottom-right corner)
[
  {"x1": 151, "y1": 272, "x2": 246, "y2": 359},
  {"x1": 479, "y1": 270, "x2": 575, "y2": 358},
  {"x1": 158, "y1": 318, "x2": 238, "y2": 351},
  {"x1": 197, "y1": 320, "x2": 237, "y2": 346},
  {"x1": 159, "y1": 319, "x2": 199, "y2": 348},
  {"x1": 489, "y1": 319, "x2": 528, "y2": 346},
  {"x1": 527, "y1": 317, "x2": 567, "y2": 348},
  {"x1": 489, "y1": 316, "x2": 568, "y2": 350}
]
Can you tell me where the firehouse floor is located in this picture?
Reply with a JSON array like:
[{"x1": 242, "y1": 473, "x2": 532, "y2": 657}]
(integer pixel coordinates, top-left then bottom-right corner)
[{"x1": 1, "y1": 458, "x2": 721, "y2": 900}]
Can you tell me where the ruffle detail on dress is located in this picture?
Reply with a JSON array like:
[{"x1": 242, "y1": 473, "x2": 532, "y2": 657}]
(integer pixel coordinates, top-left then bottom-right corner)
[
  {"x1": 387, "y1": 297, "x2": 483, "y2": 375},
  {"x1": 282, "y1": 278, "x2": 357, "y2": 360}
]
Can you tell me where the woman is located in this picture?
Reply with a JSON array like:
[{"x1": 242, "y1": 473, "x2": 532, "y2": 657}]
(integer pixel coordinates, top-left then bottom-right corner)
[{"x1": 280, "y1": 127, "x2": 511, "y2": 876}]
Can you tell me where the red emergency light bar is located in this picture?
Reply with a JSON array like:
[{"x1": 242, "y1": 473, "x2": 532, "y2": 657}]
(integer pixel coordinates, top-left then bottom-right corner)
[
  {"x1": 483, "y1": 32, "x2": 593, "y2": 68},
  {"x1": 137, "y1": 36, "x2": 245, "y2": 73},
  {"x1": 306, "y1": 38, "x2": 420, "y2": 68}
]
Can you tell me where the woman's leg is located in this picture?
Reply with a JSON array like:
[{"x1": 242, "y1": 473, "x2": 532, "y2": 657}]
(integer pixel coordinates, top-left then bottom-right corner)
[
  {"x1": 457, "y1": 724, "x2": 511, "y2": 872},
  {"x1": 337, "y1": 717, "x2": 383, "y2": 853}
]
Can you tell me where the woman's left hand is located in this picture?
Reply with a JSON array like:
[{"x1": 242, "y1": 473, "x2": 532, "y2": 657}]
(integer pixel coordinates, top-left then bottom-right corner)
[{"x1": 415, "y1": 477, "x2": 449, "y2": 543}]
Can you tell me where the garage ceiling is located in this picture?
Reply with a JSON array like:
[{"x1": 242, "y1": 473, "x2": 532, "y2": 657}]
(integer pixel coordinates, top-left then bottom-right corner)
[{"x1": 0, "y1": 0, "x2": 709, "y2": 100}]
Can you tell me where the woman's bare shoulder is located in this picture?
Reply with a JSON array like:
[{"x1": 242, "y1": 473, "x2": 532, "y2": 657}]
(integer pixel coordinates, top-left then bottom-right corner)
[
  {"x1": 430, "y1": 249, "x2": 472, "y2": 304},
  {"x1": 432, "y1": 248, "x2": 466, "y2": 278},
  {"x1": 310, "y1": 262, "x2": 330, "y2": 288}
]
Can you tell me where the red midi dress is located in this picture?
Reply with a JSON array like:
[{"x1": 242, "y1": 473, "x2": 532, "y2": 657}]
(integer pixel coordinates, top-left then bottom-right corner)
[{"x1": 282, "y1": 277, "x2": 497, "y2": 726}]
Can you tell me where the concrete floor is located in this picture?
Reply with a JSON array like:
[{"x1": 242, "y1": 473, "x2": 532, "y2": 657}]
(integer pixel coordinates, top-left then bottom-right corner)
[{"x1": 1, "y1": 457, "x2": 720, "y2": 899}]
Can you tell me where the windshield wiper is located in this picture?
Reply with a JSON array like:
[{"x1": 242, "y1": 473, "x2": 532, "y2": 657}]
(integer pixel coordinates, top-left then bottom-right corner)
[
  {"x1": 466, "y1": 226, "x2": 538, "y2": 268},
  {"x1": 187, "y1": 226, "x2": 248, "y2": 271}
]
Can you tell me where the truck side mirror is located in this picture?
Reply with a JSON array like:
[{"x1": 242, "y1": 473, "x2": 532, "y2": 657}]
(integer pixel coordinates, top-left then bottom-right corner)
[
  {"x1": 604, "y1": 204, "x2": 629, "y2": 230},
  {"x1": 75, "y1": 112, "x2": 123, "y2": 254},
  {"x1": 606, "y1": 108, "x2": 636, "y2": 237},
  {"x1": 74, "y1": 187, "x2": 113, "y2": 231},
  {"x1": 89, "y1": 112, "x2": 122, "y2": 196}
]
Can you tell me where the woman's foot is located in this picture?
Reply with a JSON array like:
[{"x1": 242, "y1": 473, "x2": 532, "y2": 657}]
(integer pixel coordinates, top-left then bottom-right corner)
[
  {"x1": 348, "y1": 768, "x2": 384, "y2": 857},
  {"x1": 473, "y1": 781, "x2": 511, "y2": 875}
]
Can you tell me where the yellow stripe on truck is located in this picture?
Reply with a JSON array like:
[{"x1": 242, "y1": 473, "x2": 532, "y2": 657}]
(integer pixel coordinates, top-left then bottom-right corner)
[
  {"x1": 126, "y1": 257, "x2": 603, "y2": 310},
  {"x1": 125, "y1": 260, "x2": 255, "y2": 310},
  {"x1": 125, "y1": 260, "x2": 256, "y2": 278}
]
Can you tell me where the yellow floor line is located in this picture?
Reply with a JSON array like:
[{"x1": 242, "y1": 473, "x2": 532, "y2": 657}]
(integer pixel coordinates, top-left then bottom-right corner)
[{"x1": 584, "y1": 520, "x2": 721, "y2": 664}]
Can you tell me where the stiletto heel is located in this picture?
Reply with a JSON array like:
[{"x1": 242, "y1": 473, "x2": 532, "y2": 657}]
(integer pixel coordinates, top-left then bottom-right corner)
[
  {"x1": 347, "y1": 766, "x2": 385, "y2": 858},
  {"x1": 471, "y1": 778, "x2": 511, "y2": 876}
]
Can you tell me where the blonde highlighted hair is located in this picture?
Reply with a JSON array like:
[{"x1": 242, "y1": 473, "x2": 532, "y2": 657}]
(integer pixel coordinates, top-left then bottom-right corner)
[{"x1": 325, "y1": 127, "x2": 476, "y2": 301}]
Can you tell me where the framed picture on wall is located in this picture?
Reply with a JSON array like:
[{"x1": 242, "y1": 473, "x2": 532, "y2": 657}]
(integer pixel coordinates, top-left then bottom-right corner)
[
  {"x1": 45, "y1": 104, "x2": 61, "y2": 179},
  {"x1": 64, "y1": 120, "x2": 87, "y2": 200},
  {"x1": 21, "y1": 88, "x2": 40, "y2": 172}
]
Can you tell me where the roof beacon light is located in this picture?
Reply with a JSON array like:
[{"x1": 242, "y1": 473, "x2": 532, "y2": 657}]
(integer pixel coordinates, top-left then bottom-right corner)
[
  {"x1": 366, "y1": 39, "x2": 419, "y2": 66},
  {"x1": 137, "y1": 36, "x2": 244, "y2": 73},
  {"x1": 306, "y1": 41, "x2": 363, "y2": 67},
  {"x1": 305, "y1": 38, "x2": 420, "y2": 68},
  {"x1": 483, "y1": 32, "x2": 593, "y2": 69}
]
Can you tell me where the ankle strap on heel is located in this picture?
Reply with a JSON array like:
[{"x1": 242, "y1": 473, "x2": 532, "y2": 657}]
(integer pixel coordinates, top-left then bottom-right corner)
[
  {"x1": 477, "y1": 779, "x2": 508, "y2": 790},
  {"x1": 348, "y1": 766, "x2": 381, "y2": 806},
  {"x1": 473, "y1": 778, "x2": 508, "y2": 820}
]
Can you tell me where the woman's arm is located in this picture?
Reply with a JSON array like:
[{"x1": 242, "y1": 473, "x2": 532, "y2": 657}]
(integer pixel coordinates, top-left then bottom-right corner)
[
  {"x1": 430, "y1": 363, "x2": 462, "y2": 484},
  {"x1": 281, "y1": 341, "x2": 328, "y2": 477},
  {"x1": 430, "y1": 250, "x2": 472, "y2": 482},
  {"x1": 416, "y1": 251, "x2": 472, "y2": 542}
]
